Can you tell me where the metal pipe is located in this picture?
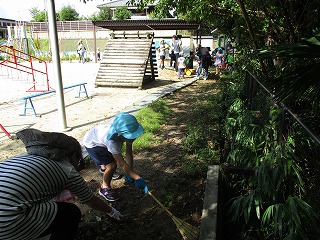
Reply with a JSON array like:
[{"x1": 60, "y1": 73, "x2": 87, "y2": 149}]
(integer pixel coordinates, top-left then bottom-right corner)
[
  {"x1": 47, "y1": 0, "x2": 69, "y2": 131},
  {"x1": 93, "y1": 24, "x2": 97, "y2": 63},
  {"x1": 247, "y1": 70, "x2": 320, "y2": 145},
  {"x1": 283, "y1": 106, "x2": 320, "y2": 145}
]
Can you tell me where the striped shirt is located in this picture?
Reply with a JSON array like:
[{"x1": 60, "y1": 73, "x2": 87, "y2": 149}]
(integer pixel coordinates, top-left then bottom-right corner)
[{"x1": 0, "y1": 154, "x2": 94, "y2": 240}]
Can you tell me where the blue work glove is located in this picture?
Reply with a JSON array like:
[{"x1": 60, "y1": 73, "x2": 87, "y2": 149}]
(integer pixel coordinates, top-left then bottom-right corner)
[
  {"x1": 135, "y1": 177, "x2": 148, "y2": 193},
  {"x1": 124, "y1": 175, "x2": 135, "y2": 185}
]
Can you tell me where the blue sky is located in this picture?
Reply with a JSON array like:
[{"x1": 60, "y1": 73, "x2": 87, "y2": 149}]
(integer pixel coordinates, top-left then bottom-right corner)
[{"x1": 0, "y1": 0, "x2": 106, "y2": 21}]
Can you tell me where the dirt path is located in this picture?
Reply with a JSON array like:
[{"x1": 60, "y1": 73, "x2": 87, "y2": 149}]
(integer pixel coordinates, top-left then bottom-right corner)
[
  {"x1": 0, "y1": 62, "x2": 182, "y2": 161},
  {"x1": 75, "y1": 79, "x2": 215, "y2": 240}
]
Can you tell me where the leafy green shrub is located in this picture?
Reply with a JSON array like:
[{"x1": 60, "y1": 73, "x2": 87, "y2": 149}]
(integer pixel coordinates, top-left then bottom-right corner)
[
  {"x1": 37, "y1": 55, "x2": 52, "y2": 61},
  {"x1": 69, "y1": 54, "x2": 77, "y2": 60},
  {"x1": 222, "y1": 69, "x2": 320, "y2": 239},
  {"x1": 60, "y1": 55, "x2": 71, "y2": 61},
  {"x1": 60, "y1": 54, "x2": 80, "y2": 61}
]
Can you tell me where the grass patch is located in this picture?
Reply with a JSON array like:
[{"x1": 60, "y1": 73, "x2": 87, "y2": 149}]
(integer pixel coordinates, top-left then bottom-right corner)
[
  {"x1": 133, "y1": 99, "x2": 171, "y2": 150},
  {"x1": 182, "y1": 85, "x2": 222, "y2": 170},
  {"x1": 132, "y1": 82, "x2": 222, "y2": 177}
]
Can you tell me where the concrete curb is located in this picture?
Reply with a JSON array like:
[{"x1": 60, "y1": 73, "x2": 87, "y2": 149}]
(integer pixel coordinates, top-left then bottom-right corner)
[{"x1": 199, "y1": 165, "x2": 219, "y2": 240}]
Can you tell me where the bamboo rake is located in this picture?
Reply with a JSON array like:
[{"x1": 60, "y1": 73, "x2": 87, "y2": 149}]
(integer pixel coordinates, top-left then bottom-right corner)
[{"x1": 148, "y1": 191, "x2": 199, "y2": 240}]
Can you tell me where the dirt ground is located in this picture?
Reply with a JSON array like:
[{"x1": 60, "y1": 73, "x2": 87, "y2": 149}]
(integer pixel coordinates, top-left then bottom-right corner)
[
  {"x1": 1, "y1": 61, "x2": 214, "y2": 240},
  {"x1": 0, "y1": 62, "x2": 185, "y2": 160},
  {"x1": 73, "y1": 75, "x2": 217, "y2": 240},
  {"x1": 75, "y1": 79, "x2": 212, "y2": 240}
]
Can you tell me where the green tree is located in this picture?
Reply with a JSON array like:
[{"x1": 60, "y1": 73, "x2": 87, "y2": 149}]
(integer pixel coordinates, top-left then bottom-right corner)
[
  {"x1": 128, "y1": 0, "x2": 320, "y2": 238},
  {"x1": 132, "y1": 0, "x2": 320, "y2": 104},
  {"x1": 57, "y1": 5, "x2": 79, "y2": 21},
  {"x1": 89, "y1": 7, "x2": 112, "y2": 20},
  {"x1": 78, "y1": 15, "x2": 89, "y2": 20},
  {"x1": 29, "y1": 7, "x2": 48, "y2": 22},
  {"x1": 114, "y1": 6, "x2": 132, "y2": 20}
]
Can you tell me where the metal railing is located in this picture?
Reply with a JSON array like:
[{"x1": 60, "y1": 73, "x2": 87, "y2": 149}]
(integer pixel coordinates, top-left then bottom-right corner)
[
  {"x1": 0, "y1": 45, "x2": 51, "y2": 92},
  {"x1": 29, "y1": 21, "x2": 94, "y2": 33},
  {"x1": 246, "y1": 70, "x2": 320, "y2": 146}
]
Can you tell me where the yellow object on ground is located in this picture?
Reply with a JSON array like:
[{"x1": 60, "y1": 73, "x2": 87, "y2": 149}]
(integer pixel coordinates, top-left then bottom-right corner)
[
  {"x1": 148, "y1": 191, "x2": 199, "y2": 240},
  {"x1": 185, "y1": 68, "x2": 195, "y2": 76}
]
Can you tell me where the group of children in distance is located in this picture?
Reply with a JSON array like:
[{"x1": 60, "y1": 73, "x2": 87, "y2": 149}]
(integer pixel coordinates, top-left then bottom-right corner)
[
  {"x1": 158, "y1": 35, "x2": 187, "y2": 79},
  {"x1": 158, "y1": 36, "x2": 235, "y2": 80},
  {"x1": 195, "y1": 43, "x2": 235, "y2": 80}
]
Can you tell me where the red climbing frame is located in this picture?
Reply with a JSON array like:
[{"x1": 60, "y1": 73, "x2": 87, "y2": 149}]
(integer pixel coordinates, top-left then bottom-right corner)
[
  {"x1": 0, "y1": 124, "x2": 12, "y2": 139},
  {"x1": 0, "y1": 45, "x2": 51, "y2": 92}
]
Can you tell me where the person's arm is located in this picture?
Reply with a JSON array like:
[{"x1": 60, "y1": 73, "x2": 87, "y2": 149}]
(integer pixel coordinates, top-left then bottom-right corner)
[
  {"x1": 65, "y1": 156, "x2": 122, "y2": 220},
  {"x1": 111, "y1": 141, "x2": 148, "y2": 193},
  {"x1": 125, "y1": 141, "x2": 134, "y2": 167},
  {"x1": 112, "y1": 153, "x2": 140, "y2": 180},
  {"x1": 86, "y1": 195, "x2": 122, "y2": 220}
]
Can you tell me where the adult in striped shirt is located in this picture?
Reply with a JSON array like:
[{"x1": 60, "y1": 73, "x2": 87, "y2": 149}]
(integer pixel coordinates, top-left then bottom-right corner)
[{"x1": 0, "y1": 129, "x2": 123, "y2": 240}]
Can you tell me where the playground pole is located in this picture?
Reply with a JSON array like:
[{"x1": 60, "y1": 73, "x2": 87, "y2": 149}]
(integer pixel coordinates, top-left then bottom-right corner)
[
  {"x1": 47, "y1": 0, "x2": 69, "y2": 131},
  {"x1": 0, "y1": 124, "x2": 12, "y2": 139}
]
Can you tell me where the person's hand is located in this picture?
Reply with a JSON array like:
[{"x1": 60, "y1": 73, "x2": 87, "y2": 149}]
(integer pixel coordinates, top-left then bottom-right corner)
[
  {"x1": 107, "y1": 206, "x2": 123, "y2": 221},
  {"x1": 135, "y1": 177, "x2": 148, "y2": 193},
  {"x1": 124, "y1": 175, "x2": 135, "y2": 185}
]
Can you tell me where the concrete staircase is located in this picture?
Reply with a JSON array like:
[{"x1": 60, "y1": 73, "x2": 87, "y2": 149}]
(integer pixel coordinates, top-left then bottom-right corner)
[{"x1": 95, "y1": 37, "x2": 158, "y2": 89}]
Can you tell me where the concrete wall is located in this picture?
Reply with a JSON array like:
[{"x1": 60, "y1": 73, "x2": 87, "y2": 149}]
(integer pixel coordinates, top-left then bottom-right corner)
[
  {"x1": 34, "y1": 30, "x2": 112, "y2": 40},
  {"x1": 34, "y1": 29, "x2": 215, "y2": 56},
  {"x1": 199, "y1": 165, "x2": 219, "y2": 240}
]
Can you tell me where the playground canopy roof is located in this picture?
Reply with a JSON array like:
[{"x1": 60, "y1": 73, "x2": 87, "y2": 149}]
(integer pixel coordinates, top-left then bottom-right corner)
[{"x1": 92, "y1": 19, "x2": 201, "y2": 31}]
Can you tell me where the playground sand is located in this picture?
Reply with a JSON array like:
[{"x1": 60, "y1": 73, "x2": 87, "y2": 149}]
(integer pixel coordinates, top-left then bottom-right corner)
[{"x1": 0, "y1": 62, "x2": 180, "y2": 161}]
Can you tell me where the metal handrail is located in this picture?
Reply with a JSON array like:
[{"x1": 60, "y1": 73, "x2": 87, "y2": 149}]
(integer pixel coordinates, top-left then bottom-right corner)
[
  {"x1": 0, "y1": 45, "x2": 50, "y2": 92},
  {"x1": 246, "y1": 70, "x2": 320, "y2": 145}
]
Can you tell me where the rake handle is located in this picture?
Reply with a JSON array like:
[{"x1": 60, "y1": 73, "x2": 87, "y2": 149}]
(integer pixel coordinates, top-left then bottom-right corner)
[{"x1": 148, "y1": 191, "x2": 174, "y2": 218}]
